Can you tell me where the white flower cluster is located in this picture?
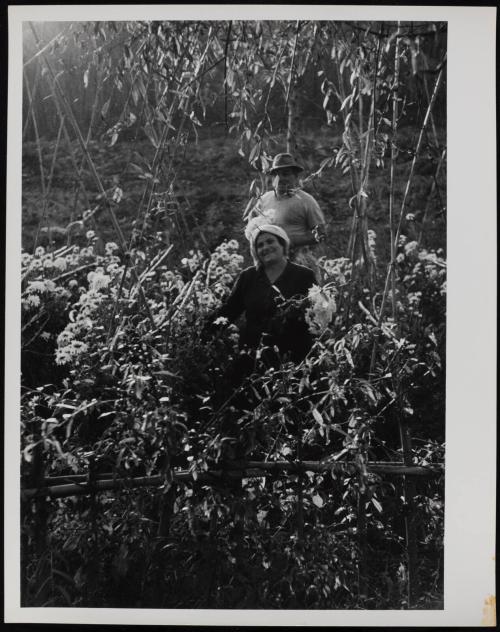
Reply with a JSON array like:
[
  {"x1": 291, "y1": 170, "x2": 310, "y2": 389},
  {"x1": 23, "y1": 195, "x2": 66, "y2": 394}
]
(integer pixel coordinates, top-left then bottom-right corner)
[
  {"x1": 160, "y1": 269, "x2": 185, "y2": 294},
  {"x1": 22, "y1": 242, "x2": 122, "y2": 281},
  {"x1": 208, "y1": 240, "x2": 243, "y2": 283},
  {"x1": 105, "y1": 242, "x2": 119, "y2": 256},
  {"x1": 171, "y1": 240, "x2": 243, "y2": 324},
  {"x1": 55, "y1": 338, "x2": 89, "y2": 365},
  {"x1": 87, "y1": 268, "x2": 112, "y2": 292},
  {"x1": 320, "y1": 257, "x2": 352, "y2": 285},
  {"x1": 404, "y1": 240, "x2": 418, "y2": 256},
  {"x1": 305, "y1": 284, "x2": 337, "y2": 335},
  {"x1": 207, "y1": 240, "x2": 243, "y2": 305},
  {"x1": 181, "y1": 249, "x2": 204, "y2": 273},
  {"x1": 55, "y1": 266, "x2": 116, "y2": 365},
  {"x1": 22, "y1": 278, "x2": 70, "y2": 311}
]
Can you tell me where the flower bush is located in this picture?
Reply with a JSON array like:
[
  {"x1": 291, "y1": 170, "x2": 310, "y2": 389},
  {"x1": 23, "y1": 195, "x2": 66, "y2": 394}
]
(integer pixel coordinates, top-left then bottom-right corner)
[{"x1": 21, "y1": 234, "x2": 445, "y2": 608}]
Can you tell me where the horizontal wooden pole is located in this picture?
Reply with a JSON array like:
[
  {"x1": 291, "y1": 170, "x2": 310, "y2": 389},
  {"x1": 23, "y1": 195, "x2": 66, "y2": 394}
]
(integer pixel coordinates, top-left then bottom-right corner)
[{"x1": 21, "y1": 460, "x2": 443, "y2": 501}]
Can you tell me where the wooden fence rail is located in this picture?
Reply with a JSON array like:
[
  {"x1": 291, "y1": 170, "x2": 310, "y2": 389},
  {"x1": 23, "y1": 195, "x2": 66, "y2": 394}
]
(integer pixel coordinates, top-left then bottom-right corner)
[
  {"x1": 21, "y1": 459, "x2": 443, "y2": 500},
  {"x1": 21, "y1": 453, "x2": 444, "y2": 608}
]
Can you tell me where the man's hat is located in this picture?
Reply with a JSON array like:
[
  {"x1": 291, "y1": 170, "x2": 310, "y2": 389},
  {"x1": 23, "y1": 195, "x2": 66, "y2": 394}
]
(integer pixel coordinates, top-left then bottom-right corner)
[{"x1": 268, "y1": 153, "x2": 303, "y2": 174}]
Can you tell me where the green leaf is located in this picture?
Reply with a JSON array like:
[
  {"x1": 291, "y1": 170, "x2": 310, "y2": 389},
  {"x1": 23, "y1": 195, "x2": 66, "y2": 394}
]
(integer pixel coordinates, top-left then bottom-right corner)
[
  {"x1": 312, "y1": 494, "x2": 324, "y2": 508},
  {"x1": 340, "y1": 94, "x2": 351, "y2": 111},
  {"x1": 312, "y1": 407, "x2": 324, "y2": 425}
]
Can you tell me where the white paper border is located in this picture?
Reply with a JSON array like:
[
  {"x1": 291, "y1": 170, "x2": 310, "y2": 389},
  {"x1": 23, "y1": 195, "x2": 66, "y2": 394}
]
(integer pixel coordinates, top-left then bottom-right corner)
[{"x1": 5, "y1": 4, "x2": 497, "y2": 627}]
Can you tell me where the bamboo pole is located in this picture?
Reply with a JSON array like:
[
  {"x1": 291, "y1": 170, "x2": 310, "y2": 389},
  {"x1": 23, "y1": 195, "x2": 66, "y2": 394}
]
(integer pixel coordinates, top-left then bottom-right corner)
[
  {"x1": 25, "y1": 428, "x2": 50, "y2": 605},
  {"x1": 417, "y1": 148, "x2": 447, "y2": 246},
  {"x1": 378, "y1": 52, "x2": 446, "y2": 323},
  {"x1": 22, "y1": 460, "x2": 443, "y2": 501},
  {"x1": 388, "y1": 24, "x2": 401, "y2": 319},
  {"x1": 399, "y1": 419, "x2": 419, "y2": 607},
  {"x1": 357, "y1": 489, "x2": 368, "y2": 602},
  {"x1": 368, "y1": 23, "x2": 401, "y2": 377},
  {"x1": 389, "y1": 54, "x2": 446, "y2": 255}
]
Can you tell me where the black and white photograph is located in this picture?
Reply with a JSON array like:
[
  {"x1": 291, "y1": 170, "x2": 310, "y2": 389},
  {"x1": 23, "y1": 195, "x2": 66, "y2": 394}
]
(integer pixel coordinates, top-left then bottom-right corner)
[{"x1": 4, "y1": 4, "x2": 496, "y2": 627}]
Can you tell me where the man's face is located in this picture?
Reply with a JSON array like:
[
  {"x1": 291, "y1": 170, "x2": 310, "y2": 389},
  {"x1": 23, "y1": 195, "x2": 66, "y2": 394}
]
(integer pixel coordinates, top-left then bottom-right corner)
[{"x1": 273, "y1": 167, "x2": 299, "y2": 196}]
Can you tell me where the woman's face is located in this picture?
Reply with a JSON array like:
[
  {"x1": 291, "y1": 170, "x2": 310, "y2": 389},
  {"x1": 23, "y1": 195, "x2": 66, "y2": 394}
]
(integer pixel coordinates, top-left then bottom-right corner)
[{"x1": 255, "y1": 232, "x2": 286, "y2": 267}]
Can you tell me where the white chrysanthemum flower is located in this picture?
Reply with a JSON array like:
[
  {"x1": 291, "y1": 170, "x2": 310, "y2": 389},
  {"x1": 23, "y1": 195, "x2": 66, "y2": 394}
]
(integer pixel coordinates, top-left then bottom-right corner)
[
  {"x1": 305, "y1": 284, "x2": 337, "y2": 335},
  {"x1": 87, "y1": 270, "x2": 111, "y2": 292},
  {"x1": 35, "y1": 246, "x2": 45, "y2": 257},
  {"x1": 105, "y1": 242, "x2": 119, "y2": 255},
  {"x1": 86, "y1": 230, "x2": 96, "y2": 240},
  {"x1": 404, "y1": 241, "x2": 418, "y2": 255},
  {"x1": 23, "y1": 294, "x2": 41, "y2": 309},
  {"x1": 106, "y1": 263, "x2": 120, "y2": 274},
  {"x1": 57, "y1": 330, "x2": 74, "y2": 346},
  {"x1": 213, "y1": 316, "x2": 229, "y2": 326},
  {"x1": 27, "y1": 281, "x2": 46, "y2": 293},
  {"x1": 53, "y1": 257, "x2": 67, "y2": 271}
]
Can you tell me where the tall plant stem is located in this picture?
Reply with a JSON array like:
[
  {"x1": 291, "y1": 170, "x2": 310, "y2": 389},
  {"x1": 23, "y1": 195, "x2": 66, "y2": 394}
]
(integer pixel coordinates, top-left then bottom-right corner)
[
  {"x1": 37, "y1": 60, "x2": 101, "y2": 244},
  {"x1": 69, "y1": 64, "x2": 105, "y2": 242},
  {"x1": 357, "y1": 490, "x2": 368, "y2": 602},
  {"x1": 136, "y1": 26, "x2": 215, "y2": 244},
  {"x1": 23, "y1": 70, "x2": 46, "y2": 250},
  {"x1": 37, "y1": 117, "x2": 65, "y2": 251},
  {"x1": 368, "y1": 23, "x2": 402, "y2": 376},
  {"x1": 398, "y1": 414, "x2": 418, "y2": 607},
  {"x1": 285, "y1": 21, "x2": 300, "y2": 108},
  {"x1": 378, "y1": 53, "x2": 446, "y2": 322},
  {"x1": 285, "y1": 21, "x2": 301, "y2": 153},
  {"x1": 388, "y1": 25, "x2": 401, "y2": 320},
  {"x1": 417, "y1": 148, "x2": 446, "y2": 246},
  {"x1": 29, "y1": 22, "x2": 155, "y2": 329},
  {"x1": 358, "y1": 30, "x2": 382, "y2": 292},
  {"x1": 22, "y1": 63, "x2": 41, "y2": 141},
  {"x1": 223, "y1": 21, "x2": 232, "y2": 130},
  {"x1": 391, "y1": 54, "x2": 446, "y2": 250},
  {"x1": 334, "y1": 33, "x2": 361, "y2": 325}
]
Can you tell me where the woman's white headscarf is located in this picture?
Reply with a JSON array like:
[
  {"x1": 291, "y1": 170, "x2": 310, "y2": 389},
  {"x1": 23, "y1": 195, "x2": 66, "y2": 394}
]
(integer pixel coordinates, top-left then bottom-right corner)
[{"x1": 248, "y1": 222, "x2": 290, "y2": 267}]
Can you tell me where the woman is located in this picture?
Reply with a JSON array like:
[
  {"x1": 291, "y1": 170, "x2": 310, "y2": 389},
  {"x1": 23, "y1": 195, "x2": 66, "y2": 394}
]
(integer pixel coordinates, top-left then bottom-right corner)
[{"x1": 212, "y1": 224, "x2": 316, "y2": 363}]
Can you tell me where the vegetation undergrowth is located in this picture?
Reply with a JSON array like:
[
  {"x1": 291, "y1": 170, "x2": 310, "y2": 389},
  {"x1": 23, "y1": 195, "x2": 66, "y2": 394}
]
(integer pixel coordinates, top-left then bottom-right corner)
[
  {"x1": 21, "y1": 233, "x2": 445, "y2": 608},
  {"x1": 20, "y1": 19, "x2": 446, "y2": 610}
]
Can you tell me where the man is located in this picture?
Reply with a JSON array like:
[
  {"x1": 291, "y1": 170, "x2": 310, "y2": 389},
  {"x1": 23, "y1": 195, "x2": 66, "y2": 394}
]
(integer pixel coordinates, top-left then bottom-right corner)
[{"x1": 244, "y1": 153, "x2": 326, "y2": 275}]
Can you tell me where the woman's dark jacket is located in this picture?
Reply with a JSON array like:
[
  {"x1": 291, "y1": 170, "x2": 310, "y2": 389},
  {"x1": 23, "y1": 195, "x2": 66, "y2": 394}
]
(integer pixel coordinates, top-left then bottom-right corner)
[{"x1": 215, "y1": 261, "x2": 316, "y2": 361}]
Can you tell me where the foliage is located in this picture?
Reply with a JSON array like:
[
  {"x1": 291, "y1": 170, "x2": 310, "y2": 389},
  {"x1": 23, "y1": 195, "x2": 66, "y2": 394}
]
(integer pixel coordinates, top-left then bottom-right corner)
[
  {"x1": 22, "y1": 20, "x2": 446, "y2": 258},
  {"x1": 20, "y1": 18, "x2": 446, "y2": 610},
  {"x1": 21, "y1": 233, "x2": 445, "y2": 608}
]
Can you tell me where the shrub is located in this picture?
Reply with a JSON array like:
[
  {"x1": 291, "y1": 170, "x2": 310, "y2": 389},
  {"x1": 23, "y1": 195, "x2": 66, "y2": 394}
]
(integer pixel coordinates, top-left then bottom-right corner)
[{"x1": 21, "y1": 235, "x2": 445, "y2": 608}]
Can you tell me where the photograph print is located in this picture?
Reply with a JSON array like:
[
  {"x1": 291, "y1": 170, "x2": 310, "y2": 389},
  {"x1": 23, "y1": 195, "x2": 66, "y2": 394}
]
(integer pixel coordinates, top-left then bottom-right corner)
[{"x1": 17, "y1": 15, "x2": 450, "y2": 612}]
